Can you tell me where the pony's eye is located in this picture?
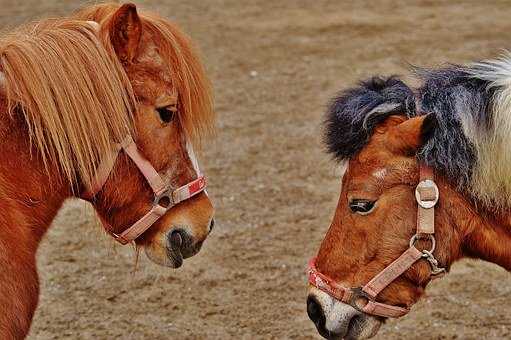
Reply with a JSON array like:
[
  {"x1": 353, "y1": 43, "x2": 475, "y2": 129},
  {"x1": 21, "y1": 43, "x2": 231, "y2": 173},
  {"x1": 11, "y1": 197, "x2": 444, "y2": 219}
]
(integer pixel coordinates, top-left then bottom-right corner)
[
  {"x1": 156, "y1": 105, "x2": 177, "y2": 123},
  {"x1": 349, "y1": 199, "x2": 376, "y2": 215}
]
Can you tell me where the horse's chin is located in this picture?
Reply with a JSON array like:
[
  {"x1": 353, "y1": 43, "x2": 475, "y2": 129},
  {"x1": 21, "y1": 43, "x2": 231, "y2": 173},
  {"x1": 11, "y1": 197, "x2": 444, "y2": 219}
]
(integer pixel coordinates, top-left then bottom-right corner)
[
  {"x1": 144, "y1": 243, "x2": 184, "y2": 268},
  {"x1": 143, "y1": 232, "x2": 204, "y2": 268},
  {"x1": 308, "y1": 287, "x2": 383, "y2": 339}
]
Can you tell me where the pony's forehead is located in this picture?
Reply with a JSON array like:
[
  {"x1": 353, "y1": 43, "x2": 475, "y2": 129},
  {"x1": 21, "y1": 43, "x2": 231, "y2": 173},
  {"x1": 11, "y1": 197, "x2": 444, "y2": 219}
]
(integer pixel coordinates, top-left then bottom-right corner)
[
  {"x1": 75, "y1": 3, "x2": 215, "y2": 146},
  {"x1": 372, "y1": 168, "x2": 387, "y2": 180}
]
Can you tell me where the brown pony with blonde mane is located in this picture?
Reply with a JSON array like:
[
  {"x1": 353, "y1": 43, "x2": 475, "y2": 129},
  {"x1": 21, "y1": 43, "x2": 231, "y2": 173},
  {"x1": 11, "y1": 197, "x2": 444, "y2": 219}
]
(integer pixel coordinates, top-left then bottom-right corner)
[
  {"x1": 0, "y1": 3, "x2": 215, "y2": 338},
  {"x1": 308, "y1": 63, "x2": 511, "y2": 339}
]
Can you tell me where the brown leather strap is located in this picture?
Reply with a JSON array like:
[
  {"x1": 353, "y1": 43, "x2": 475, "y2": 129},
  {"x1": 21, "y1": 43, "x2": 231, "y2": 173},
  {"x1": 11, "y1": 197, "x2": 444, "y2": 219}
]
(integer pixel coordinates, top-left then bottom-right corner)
[
  {"x1": 308, "y1": 258, "x2": 351, "y2": 302},
  {"x1": 362, "y1": 246, "x2": 423, "y2": 298},
  {"x1": 82, "y1": 146, "x2": 121, "y2": 200},
  {"x1": 121, "y1": 136, "x2": 167, "y2": 195},
  {"x1": 417, "y1": 206, "x2": 435, "y2": 234},
  {"x1": 415, "y1": 164, "x2": 438, "y2": 234},
  {"x1": 114, "y1": 205, "x2": 167, "y2": 244},
  {"x1": 82, "y1": 135, "x2": 207, "y2": 245},
  {"x1": 308, "y1": 257, "x2": 410, "y2": 318},
  {"x1": 110, "y1": 175, "x2": 206, "y2": 245},
  {"x1": 307, "y1": 164, "x2": 443, "y2": 319},
  {"x1": 83, "y1": 136, "x2": 167, "y2": 200},
  {"x1": 419, "y1": 164, "x2": 433, "y2": 181},
  {"x1": 362, "y1": 300, "x2": 409, "y2": 318}
]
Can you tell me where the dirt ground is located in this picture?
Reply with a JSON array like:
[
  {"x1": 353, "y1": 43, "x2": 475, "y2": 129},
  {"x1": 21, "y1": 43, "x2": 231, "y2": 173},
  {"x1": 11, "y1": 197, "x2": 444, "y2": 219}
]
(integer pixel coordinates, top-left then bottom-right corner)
[{"x1": 2, "y1": 0, "x2": 510, "y2": 339}]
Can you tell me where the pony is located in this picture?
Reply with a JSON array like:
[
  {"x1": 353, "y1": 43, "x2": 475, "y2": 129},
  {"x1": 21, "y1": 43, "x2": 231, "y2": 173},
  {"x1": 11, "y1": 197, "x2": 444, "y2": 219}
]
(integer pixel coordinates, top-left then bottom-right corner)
[
  {"x1": 307, "y1": 57, "x2": 511, "y2": 339},
  {"x1": 0, "y1": 3, "x2": 215, "y2": 339}
]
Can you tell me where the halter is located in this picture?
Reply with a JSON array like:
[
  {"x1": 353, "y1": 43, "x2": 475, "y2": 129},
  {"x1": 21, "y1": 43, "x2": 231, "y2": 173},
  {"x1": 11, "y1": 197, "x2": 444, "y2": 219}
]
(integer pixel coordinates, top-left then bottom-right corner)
[
  {"x1": 82, "y1": 135, "x2": 206, "y2": 245},
  {"x1": 308, "y1": 164, "x2": 445, "y2": 318}
]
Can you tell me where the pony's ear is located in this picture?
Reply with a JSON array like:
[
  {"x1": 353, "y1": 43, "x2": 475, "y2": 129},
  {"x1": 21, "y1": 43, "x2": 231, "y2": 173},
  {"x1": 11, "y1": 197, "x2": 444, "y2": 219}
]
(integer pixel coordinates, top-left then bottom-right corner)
[
  {"x1": 388, "y1": 114, "x2": 437, "y2": 154},
  {"x1": 373, "y1": 114, "x2": 407, "y2": 134},
  {"x1": 109, "y1": 3, "x2": 142, "y2": 63}
]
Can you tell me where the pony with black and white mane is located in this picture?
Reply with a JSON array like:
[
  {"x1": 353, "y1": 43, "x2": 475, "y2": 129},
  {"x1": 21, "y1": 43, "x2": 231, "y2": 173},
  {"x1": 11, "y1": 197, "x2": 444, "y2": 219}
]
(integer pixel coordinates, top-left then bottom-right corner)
[
  {"x1": 307, "y1": 56, "x2": 511, "y2": 339},
  {"x1": 0, "y1": 3, "x2": 215, "y2": 338}
]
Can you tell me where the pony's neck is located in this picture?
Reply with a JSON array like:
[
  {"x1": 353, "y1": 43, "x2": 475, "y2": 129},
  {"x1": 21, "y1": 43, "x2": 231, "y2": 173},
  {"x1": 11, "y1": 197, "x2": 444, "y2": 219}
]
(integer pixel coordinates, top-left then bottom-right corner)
[
  {"x1": 0, "y1": 113, "x2": 70, "y2": 239},
  {"x1": 443, "y1": 177, "x2": 511, "y2": 271},
  {"x1": 0, "y1": 105, "x2": 70, "y2": 338}
]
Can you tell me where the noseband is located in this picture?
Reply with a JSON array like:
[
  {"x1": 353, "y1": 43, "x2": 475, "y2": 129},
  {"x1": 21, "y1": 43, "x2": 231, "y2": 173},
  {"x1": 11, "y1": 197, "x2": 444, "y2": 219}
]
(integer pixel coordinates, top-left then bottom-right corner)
[
  {"x1": 82, "y1": 136, "x2": 206, "y2": 245},
  {"x1": 308, "y1": 164, "x2": 445, "y2": 318}
]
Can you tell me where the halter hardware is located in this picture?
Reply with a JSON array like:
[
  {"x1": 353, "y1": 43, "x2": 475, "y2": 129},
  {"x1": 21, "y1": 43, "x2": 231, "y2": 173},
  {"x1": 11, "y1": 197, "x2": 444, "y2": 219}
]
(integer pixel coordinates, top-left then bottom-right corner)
[
  {"x1": 415, "y1": 179, "x2": 439, "y2": 209},
  {"x1": 422, "y1": 250, "x2": 445, "y2": 276},
  {"x1": 308, "y1": 164, "x2": 445, "y2": 318},
  {"x1": 82, "y1": 136, "x2": 206, "y2": 245},
  {"x1": 154, "y1": 190, "x2": 174, "y2": 208},
  {"x1": 347, "y1": 287, "x2": 372, "y2": 312},
  {"x1": 409, "y1": 233, "x2": 435, "y2": 252}
]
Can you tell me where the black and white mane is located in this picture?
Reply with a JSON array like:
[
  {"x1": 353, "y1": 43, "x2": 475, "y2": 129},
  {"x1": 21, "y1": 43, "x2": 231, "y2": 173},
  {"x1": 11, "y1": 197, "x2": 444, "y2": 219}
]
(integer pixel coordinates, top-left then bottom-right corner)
[{"x1": 325, "y1": 57, "x2": 511, "y2": 206}]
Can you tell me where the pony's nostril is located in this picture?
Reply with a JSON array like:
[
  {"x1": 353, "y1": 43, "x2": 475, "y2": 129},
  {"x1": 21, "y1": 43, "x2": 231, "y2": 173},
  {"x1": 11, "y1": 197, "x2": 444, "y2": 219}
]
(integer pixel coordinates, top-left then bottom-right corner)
[
  {"x1": 169, "y1": 230, "x2": 183, "y2": 249},
  {"x1": 208, "y1": 218, "x2": 215, "y2": 233},
  {"x1": 307, "y1": 296, "x2": 326, "y2": 334},
  {"x1": 348, "y1": 314, "x2": 362, "y2": 335}
]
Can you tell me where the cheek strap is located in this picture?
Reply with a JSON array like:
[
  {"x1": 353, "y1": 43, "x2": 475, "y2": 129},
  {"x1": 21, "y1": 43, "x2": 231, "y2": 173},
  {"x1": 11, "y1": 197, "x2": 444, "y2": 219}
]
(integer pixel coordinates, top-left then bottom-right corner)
[
  {"x1": 82, "y1": 136, "x2": 207, "y2": 245},
  {"x1": 308, "y1": 164, "x2": 445, "y2": 318}
]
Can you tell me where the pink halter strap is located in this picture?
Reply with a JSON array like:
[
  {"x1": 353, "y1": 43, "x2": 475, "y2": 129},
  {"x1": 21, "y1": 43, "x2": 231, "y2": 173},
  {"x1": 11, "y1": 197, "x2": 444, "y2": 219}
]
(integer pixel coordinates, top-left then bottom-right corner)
[
  {"x1": 308, "y1": 164, "x2": 445, "y2": 318},
  {"x1": 83, "y1": 136, "x2": 206, "y2": 245}
]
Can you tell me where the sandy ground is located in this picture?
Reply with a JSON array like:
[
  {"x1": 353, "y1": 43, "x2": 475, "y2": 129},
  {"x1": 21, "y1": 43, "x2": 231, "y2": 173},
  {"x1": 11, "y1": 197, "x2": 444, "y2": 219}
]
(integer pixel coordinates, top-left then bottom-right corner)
[{"x1": 1, "y1": 0, "x2": 510, "y2": 339}]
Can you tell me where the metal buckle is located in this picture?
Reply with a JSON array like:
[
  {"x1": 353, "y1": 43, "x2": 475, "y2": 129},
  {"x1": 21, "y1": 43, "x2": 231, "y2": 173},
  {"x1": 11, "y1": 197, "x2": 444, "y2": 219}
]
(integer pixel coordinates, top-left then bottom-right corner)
[
  {"x1": 415, "y1": 179, "x2": 439, "y2": 209},
  {"x1": 153, "y1": 189, "x2": 174, "y2": 209},
  {"x1": 348, "y1": 287, "x2": 372, "y2": 312}
]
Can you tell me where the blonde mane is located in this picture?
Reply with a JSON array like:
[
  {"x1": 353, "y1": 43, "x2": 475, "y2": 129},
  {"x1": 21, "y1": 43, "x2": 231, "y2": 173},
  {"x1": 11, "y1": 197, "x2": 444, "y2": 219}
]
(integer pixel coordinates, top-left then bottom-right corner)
[
  {"x1": 466, "y1": 55, "x2": 511, "y2": 206},
  {"x1": 0, "y1": 18, "x2": 135, "y2": 189},
  {"x1": 0, "y1": 3, "x2": 214, "y2": 190}
]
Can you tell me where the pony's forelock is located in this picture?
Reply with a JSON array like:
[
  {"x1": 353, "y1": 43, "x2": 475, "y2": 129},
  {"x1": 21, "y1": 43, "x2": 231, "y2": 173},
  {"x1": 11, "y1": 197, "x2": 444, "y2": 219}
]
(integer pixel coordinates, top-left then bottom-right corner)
[
  {"x1": 141, "y1": 14, "x2": 215, "y2": 147},
  {"x1": 324, "y1": 76, "x2": 416, "y2": 162}
]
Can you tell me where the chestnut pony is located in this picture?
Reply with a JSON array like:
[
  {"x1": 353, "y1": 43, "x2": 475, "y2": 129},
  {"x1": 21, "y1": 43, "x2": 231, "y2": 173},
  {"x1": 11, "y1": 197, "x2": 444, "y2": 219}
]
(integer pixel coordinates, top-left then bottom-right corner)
[
  {"x1": 307, "y1": 60, "x2": 511, "y2": 339},
  {"x1": 0, "y1": 3, "x2": 215, "y2": 339}
]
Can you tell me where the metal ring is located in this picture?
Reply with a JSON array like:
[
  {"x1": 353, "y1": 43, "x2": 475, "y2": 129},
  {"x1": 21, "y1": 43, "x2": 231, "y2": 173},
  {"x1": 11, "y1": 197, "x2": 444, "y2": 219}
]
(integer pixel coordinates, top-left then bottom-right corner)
[
  {"x1": 348, "y1": 287, "x2": 372, "y2": 313},
  {"x1": 153, "y1": 190, "x2": 174, "y2": 209},
  {"x1": 415, "y1": 179, "x2": 439, "y2": 209},
  {"x1": 409, "y1": 233, "x2": 436, "y2": 253}
]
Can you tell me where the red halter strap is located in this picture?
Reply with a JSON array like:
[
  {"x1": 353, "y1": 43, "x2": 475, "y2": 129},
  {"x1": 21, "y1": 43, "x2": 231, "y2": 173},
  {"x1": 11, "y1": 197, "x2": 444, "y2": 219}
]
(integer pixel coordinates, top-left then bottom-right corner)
[
  {"x1": 308, "y1": 164, "x2": 445, "y2": 318},
  {"x1": 82, "y1": 136, "x2": 206, "y2": 245}
]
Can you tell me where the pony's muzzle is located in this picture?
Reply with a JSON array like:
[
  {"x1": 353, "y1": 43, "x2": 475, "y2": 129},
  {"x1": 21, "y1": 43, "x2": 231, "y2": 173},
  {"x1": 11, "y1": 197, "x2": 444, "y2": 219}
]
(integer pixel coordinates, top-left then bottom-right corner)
[
  {"x1": 164, "y1": 218, "x2": 214, "y2": 268},
  {"x1": 307, "y1": 287, "x2": 382, "y2": 340},
  {"x1": 164, "y1": 228, "x2": 201, "y2": 267},
  {"x1": 144, "y1": 192, "x2": 214, "y2": 268}
]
